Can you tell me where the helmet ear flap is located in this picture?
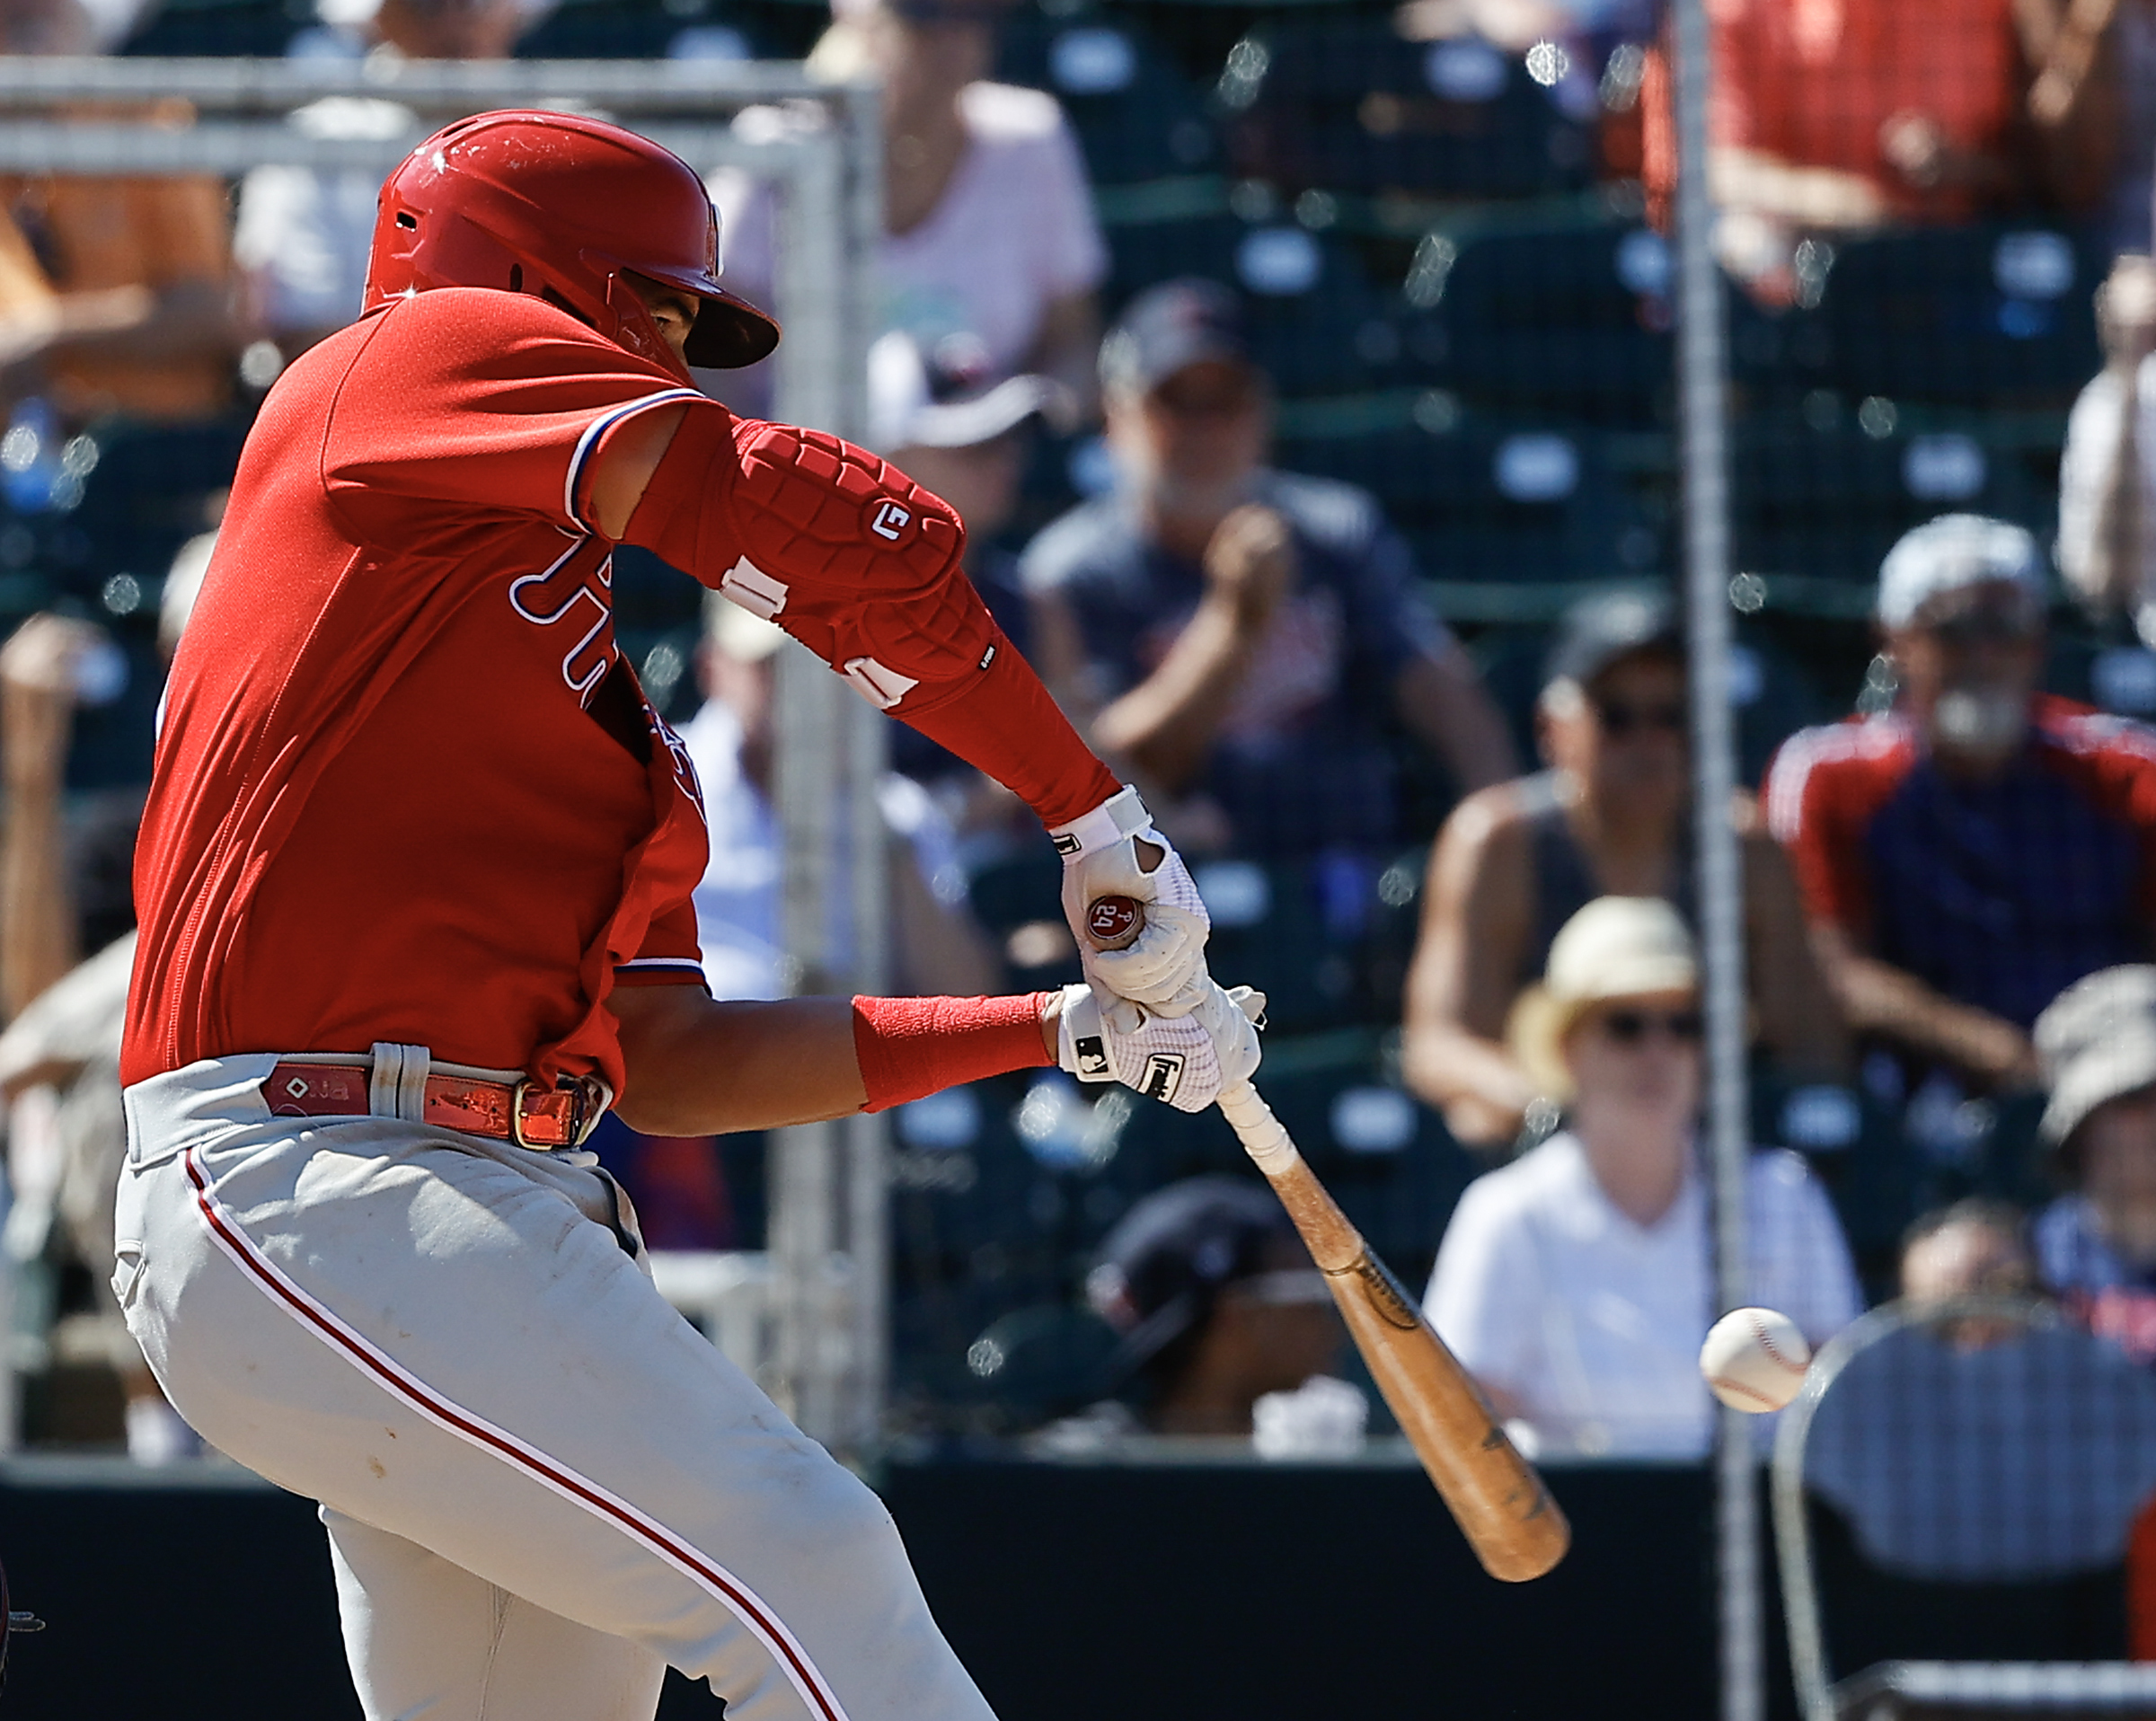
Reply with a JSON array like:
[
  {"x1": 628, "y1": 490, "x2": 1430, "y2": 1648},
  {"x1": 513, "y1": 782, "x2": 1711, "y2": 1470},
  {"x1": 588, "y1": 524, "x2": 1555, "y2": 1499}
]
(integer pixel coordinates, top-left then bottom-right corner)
[{"x1": 603, "y1": 269, "x2": 693, "y2": 382}]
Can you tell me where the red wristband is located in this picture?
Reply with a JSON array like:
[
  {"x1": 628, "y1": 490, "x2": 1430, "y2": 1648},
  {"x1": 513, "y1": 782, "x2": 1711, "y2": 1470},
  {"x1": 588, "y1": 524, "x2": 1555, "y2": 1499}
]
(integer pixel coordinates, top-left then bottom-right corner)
[{"x1": 851, "y1": 993, "x2": 1055, "y2": 1113}]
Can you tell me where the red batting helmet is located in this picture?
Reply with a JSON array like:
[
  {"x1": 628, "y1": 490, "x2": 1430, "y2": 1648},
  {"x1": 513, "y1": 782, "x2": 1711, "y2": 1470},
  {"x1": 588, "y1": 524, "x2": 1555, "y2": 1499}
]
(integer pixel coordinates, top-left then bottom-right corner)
[{"x1": 363, "y1": 110, "x2": 781, "y2": 379}]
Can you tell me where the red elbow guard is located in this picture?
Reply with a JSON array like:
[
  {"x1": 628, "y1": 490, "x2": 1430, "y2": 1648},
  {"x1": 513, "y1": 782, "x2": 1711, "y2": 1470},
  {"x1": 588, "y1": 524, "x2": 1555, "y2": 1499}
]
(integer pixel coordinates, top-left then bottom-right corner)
[{"x1": 851, "y1": 993, "x2": 1055, "y2": 1113}]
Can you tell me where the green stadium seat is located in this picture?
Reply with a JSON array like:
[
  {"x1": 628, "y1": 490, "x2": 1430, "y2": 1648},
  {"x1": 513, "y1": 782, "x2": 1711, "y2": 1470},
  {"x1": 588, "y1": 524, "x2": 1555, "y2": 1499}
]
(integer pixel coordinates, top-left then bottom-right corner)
[
  {"x1": 1215, "y1": 21, "x2": 1595, "y2": 202},
  {"x1": 1797, "y1": 226, "x2": 2102, "y2": 409}
]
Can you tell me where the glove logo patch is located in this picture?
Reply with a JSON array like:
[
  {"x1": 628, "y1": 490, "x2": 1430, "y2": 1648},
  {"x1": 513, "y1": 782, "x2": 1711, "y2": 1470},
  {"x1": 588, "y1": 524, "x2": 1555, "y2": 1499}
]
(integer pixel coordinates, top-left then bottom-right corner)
[
  {"x1": 1051, "y1": 832, "x2": 1081, "y2": 856},
  {"x1": 1138, "y1": 1053, "x2": 1185, "y2": 1103},
  {"x1": 870, "y1": 500, "x2": 912, "y2": 542},
  {"x1": 1074, "y1": 1035, "x2": 1110, "y2": 1079}
]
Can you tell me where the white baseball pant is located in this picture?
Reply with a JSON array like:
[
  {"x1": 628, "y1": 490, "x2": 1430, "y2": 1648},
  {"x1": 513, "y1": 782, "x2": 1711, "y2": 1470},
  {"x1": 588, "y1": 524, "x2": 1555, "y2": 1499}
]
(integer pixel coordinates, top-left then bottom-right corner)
[{"x1": 116, "y1": 1054, "x2": 998, "y2": 1721}]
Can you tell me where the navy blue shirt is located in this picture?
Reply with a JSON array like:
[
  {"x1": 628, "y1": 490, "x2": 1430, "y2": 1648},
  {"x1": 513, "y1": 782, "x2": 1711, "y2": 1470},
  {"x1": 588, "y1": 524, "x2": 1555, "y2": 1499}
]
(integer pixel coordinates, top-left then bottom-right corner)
[{"x1": 1021, "y1": 472, "x2": 1451, "y2": 859}]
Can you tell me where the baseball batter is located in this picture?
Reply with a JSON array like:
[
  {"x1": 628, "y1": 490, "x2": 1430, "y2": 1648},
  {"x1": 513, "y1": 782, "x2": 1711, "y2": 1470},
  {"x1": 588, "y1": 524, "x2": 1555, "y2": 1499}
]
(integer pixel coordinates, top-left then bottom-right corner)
[{"x1": 115, "y1": 111, "x2": 1257, "y2": 1721}]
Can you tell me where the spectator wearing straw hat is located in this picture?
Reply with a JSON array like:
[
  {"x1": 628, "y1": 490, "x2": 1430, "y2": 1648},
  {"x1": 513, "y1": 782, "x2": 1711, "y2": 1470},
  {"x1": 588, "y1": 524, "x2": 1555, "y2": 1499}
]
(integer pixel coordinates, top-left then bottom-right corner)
[
  {"x1": 1426, "y1": 896, "x2": 1860, "y2": 1460},
  {"x1": 1403, "y1": 588, "x2": 1845, "y2": 1152},
  {"x1": 1766, "y1": 515, "x2": 2156, "y2": 1103}
]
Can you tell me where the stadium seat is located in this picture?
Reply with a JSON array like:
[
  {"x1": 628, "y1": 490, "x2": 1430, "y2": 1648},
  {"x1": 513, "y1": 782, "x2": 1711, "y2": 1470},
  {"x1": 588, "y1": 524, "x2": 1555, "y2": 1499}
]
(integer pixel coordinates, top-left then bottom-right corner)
[
  {"x1": 1796, "y1": 226, "x2": 2102, "y2": 408},
  {"x1": 1275, "y1": 418, "x2": 1662, "y2": 587},
  {"x1": 1390, "y1": 220, "x2": 1677, "y2": 422},
  {"x1": 1733, "y1": 411, "x2": 2046, "y2": 589},
  {"x1": 996, "y1": 12, "x2": 1219, "y2": 187},
  {"x1": 1215, "y1": 21, "x2": 1595, "y2": 203},
  {"x1": 119, "y1": 0, "x2": 296, "y2": 57},
  {"x1": 1100, "y1": 212, "x2": 1394, "y2": 398}
]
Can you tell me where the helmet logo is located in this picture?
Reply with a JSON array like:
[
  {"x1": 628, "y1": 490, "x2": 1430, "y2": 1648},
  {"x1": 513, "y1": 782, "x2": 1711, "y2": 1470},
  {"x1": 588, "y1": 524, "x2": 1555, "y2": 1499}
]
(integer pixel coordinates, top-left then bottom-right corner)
[{"x1": 870, "y1": 500, "x2": 911, "y2": 543}]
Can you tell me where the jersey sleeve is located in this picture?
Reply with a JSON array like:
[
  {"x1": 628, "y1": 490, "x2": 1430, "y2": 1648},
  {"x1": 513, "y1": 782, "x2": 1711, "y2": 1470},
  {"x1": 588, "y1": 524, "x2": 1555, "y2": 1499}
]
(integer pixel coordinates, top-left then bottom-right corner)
[
  {"x1": 1763, "y1": 730, "x2": 1878, "y2": 937},
  {"x1": 320, "y1": 290, "x2": 702, "y2": 543},
  {"x1": 614, "y1": 896, "x2": 708, "y2": 991},
  {"x1": 627, "y1": 407, "x2": 1120, "y2": 830}
]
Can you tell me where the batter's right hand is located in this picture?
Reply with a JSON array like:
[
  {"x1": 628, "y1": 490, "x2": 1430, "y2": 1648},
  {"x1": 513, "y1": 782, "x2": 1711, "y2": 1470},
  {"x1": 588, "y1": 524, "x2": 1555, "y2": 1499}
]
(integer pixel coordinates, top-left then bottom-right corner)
[
  {"x1": 1051, "y1": 785, "x2": 1212, "y2": 1030},
  {"x1": 1055, "y1": 978, "x2": 1263, "y2": 1114}
]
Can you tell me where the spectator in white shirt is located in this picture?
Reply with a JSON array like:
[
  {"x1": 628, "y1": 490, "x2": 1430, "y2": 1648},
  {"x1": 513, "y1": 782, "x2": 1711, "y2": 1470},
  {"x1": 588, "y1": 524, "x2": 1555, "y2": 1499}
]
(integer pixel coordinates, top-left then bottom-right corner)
[
  {"x1": 677, "y1": 596, "x2": 1000, "y2": 1001},
  {"x1": 1425, "y1": 896, "x2": 1862, "y2": 1460},
  {"x1": 233, "y1": 0, "x2": 542, "y2": 357},
  {"x1": 708, "y1": 0, "x2": 1107, "y2": 419},
  {"x1": 2057, "y1": 250, "x2": 2156, "y2": 638}
]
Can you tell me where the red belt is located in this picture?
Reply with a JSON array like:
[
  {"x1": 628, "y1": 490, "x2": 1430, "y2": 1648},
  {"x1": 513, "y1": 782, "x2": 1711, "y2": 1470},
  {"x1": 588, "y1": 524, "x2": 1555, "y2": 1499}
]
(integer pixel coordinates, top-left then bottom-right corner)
[{"x1": 261, "y1": 1060, "x2": 608, "y2": 1150}]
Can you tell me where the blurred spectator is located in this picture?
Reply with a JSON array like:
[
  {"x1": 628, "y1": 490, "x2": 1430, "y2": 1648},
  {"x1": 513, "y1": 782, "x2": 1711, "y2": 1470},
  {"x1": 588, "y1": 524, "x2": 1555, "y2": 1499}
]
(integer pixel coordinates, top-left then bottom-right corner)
[
  {"x1": 1402, "y1": 590, "x2": 1844, "y2": 1152},
  {"x1": 1902, "y1": 1197, "x2": 2037, "y2": 1305},
  {"x1": 2030, "y1": 966, "x2": 2156, "y2": 1362},
  {"x1": 710, "y1": 0, "x2": 1105, "y2": 418},
  {"x1": 234, "y1": 0, "x2": 536, "y2": 357},
  {"x1": 1038, "y1": 1177, "x2": 1349, "y2": 1443},
  {"x1": 0, "y1": 548, "x2": 208, "y2": 1462},
  {"x1": 872, "y1": 330, "x2": 1067, "y2": 844},
  {"x1": 1425, "y1": 897, "x2": 1861, "y2": 1460},
  {"x1": 2057, "y1": 252, "x2": 2156, "y2": 635},
  {"x1": 1023, "y1": 279, "x2": 1515, "y2": 862},
  {"x1": 1766, "y1": 516, "x2": 2156, "y2": 1101},
  {"x1": 1639, "y1": 0, "x2": 2109, "y2": 301},
  {"x1": 1901, "y1": 1196, "x2": 2037, "y2": 1349},
  {"x1": 0, "y1": 0, "x2": 237, "y2": 428},
  {"x1": 678, "y1": 596, "x2": 1000, "y2": 1001}
]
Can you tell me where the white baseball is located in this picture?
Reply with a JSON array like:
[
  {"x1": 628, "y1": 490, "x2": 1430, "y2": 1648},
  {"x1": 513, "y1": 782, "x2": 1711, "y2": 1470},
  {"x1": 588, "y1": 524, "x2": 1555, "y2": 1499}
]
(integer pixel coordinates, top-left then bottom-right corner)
[{"x1": 1699, "y1": 1307, "x2": 1812, "y2": 1413}]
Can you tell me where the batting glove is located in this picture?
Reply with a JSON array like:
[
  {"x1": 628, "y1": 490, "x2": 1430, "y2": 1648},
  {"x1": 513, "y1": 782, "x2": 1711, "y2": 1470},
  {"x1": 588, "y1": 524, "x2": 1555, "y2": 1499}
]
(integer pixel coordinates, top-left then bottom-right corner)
[
  {"x1": 1051, "y1": 786, "x2": 1211, "y2": 1030},
  {"x1": 1055, "y1": 979, "x2": 1264, "y2": 1115}
]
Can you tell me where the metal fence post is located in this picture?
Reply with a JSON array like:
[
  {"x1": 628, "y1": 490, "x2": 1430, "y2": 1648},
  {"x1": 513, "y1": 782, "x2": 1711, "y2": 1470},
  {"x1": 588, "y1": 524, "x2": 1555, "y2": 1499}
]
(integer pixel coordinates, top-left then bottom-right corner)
[{"x1": 1668, "y1": 6, "x2": 1763, "y2": 1721}]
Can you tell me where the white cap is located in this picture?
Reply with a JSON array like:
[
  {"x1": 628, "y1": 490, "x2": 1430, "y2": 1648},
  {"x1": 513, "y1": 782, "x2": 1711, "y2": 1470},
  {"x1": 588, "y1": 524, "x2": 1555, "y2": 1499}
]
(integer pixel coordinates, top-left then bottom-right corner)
[
  {"x1": 1877, "y1": 514, "x2": 2046, "y2": 631},
  {"x1": 866, "y1": 331, "x2": 1066, "y2": 455}
]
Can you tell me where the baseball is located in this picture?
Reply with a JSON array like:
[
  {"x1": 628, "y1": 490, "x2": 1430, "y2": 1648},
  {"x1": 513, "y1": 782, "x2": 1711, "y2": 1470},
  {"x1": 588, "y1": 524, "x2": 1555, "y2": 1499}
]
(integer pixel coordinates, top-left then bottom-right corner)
[{"x1": 1699, "y1": 1307, "x2": 1813, "y2": 1412}]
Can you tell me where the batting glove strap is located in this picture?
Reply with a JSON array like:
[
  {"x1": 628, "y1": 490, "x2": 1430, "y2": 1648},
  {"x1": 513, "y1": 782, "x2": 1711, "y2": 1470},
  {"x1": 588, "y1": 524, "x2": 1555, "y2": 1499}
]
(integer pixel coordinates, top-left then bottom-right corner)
[
  {"x1": 1054, "y1": 981, "x2": 1264, "y2": 1115},
  {"x1": 1055, "y1": 788, "x2": 1213, "y2": 1020},
  {"x1": 1047, "y1": 784, "x2": 1153, "y2": 858}
]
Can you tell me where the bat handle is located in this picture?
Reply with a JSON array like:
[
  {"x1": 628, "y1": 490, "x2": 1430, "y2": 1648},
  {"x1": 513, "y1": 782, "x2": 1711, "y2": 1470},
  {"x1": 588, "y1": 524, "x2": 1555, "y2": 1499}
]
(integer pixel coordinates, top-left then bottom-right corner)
[{"x1": 1216, "y1": 1081, "x2": 1296, "y2": 1175}]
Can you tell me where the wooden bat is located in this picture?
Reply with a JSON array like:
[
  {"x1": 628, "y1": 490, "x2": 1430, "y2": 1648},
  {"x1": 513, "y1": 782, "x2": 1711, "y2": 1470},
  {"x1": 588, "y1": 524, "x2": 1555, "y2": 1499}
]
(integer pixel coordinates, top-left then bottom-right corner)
[{"x1": 1087, "y1": 894, "x2": 1570, "y2": 1583}]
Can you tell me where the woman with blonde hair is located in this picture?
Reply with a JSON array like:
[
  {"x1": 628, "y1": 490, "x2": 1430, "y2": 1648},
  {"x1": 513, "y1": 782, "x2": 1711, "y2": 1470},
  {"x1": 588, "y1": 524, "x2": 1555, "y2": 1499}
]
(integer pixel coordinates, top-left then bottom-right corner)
[{"x1": 1425, "y1": 896, "x2": 1861, "y2": 1458}]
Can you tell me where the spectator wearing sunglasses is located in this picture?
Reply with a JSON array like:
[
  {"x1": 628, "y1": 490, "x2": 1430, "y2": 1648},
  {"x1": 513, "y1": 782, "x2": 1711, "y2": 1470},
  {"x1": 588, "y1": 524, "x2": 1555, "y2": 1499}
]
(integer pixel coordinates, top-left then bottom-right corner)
[
  {"x1": 1403, "y1": 589, "x2": 1845, "y2": 1152},
  {"x1": 1426, "y1": 896, "x2": 1861, "y2": 1459},
  {"x1": 1766, "y1": 515, "x2": 2156, "y2": 1105}
]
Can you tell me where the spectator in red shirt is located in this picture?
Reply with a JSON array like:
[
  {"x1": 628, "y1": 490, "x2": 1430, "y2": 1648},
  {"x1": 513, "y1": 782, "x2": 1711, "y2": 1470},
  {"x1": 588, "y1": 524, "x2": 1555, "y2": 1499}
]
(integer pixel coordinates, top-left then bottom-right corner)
[
  {"x1": 1638, "y1": 0, "x2": 2112, "y2": 301},
  {"x1": 1765, "y1": 515, "x2": 2156, "y2": 1099}
]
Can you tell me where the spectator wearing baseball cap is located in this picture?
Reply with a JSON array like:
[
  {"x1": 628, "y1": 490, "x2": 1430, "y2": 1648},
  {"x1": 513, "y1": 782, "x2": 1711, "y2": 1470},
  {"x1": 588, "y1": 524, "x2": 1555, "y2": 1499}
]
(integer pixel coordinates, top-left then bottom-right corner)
[
  {"x1": 1038, "y1": 1176, "x2": 1348, "y2": 1443},
  {"x1": 1401, "y1": 587, "x2": 1845, "y2": 1152},
  {"x1": 1765, "y1": 514, "x2": 2156, "y2": 1107},
  {"x1": 869, "y1": 330, "x2": 1078, "y2": 849},
  {"x1": 1021, "y1": 278, "x2": 1516, "y2": 863},
  {"x1": 1427, "y1": 896, "x2": 1860, "y2": 1460}
]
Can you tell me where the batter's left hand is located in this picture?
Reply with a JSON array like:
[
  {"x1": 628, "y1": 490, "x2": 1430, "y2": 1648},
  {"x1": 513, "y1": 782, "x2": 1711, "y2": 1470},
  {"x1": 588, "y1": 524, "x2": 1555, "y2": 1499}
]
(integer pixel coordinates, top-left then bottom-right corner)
[{"x1": 1050, "y1": 785, "x2": 1211, "y2": 1030}]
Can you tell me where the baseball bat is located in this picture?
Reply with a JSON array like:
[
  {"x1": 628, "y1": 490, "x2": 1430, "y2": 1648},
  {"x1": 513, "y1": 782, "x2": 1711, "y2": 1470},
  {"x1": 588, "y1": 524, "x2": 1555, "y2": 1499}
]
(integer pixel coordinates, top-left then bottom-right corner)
[{"x1": 1087, "y1": 894, "x2": 1570, "y2": 1583}]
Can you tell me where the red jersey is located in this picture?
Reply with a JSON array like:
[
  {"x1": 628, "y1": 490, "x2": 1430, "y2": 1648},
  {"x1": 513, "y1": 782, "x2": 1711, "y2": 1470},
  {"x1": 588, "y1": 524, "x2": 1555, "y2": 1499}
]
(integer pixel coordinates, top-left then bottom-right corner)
[
  {"x1": 124, "y1": 288, "x2": 1114, "y2": 1093},
  {"x1": 1763, "y1": 697, "x2": 2156, "y2": 1029}
]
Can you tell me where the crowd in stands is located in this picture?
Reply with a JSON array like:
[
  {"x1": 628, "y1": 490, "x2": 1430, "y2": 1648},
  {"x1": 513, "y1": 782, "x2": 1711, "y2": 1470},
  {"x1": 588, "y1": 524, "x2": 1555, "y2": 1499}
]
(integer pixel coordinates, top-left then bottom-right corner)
[{"x1": 5, "y1": 0, "x2": 2156, "y2": 1467}]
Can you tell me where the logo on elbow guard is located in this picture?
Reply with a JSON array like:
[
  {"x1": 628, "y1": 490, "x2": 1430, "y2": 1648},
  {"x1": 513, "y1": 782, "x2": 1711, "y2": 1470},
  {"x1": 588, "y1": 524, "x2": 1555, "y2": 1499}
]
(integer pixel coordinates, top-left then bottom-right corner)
[
  {"x1": 869, "y1": 500, "x2": 912, "y2": 542},
  {"x1": 1138, "y1": 1053, "x2": 1185, "y2": 1103}
]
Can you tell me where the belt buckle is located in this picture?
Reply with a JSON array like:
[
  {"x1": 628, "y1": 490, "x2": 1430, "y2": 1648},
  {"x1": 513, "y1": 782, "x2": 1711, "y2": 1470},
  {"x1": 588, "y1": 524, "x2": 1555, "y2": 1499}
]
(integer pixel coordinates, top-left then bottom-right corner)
[{"x1": 509, "y1": 1074, "x2": 607, "y2": 1151}]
